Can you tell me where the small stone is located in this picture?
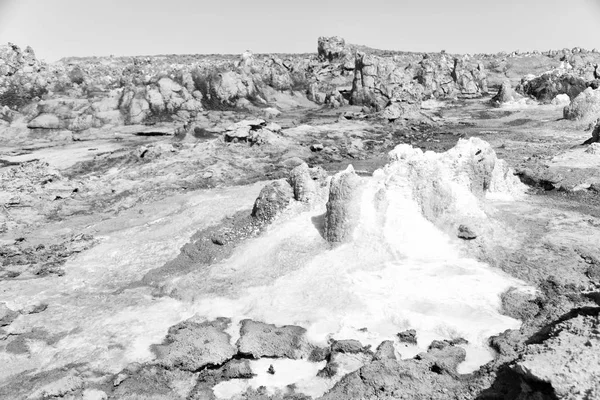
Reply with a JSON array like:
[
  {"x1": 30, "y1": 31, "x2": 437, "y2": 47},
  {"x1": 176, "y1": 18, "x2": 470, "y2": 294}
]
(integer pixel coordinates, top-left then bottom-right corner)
[
  {"x1": 267, "y1": 364, "x2": 275, "y2": 375},
  {"x1": 288, "y1": 163, "x2": 316, "y2": 202},
  {"x1": 211, "y1": 237, "x2": 225, "y2": 246},
  {"x1": 310, "y1": 143, "x2": 324, "y2": 152},
  {"x1": 457, "y1": 224, "x2": 477, "y2": 240},
  {"x1": 223, "y1": 359, "x2": 254, "y2": 379}
]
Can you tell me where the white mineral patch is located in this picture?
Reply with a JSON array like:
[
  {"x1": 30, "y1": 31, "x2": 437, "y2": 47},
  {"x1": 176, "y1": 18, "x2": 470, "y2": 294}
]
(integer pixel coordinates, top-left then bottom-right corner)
[{"x1": 213, "y1": 359, "x2": 326, "y2": 399}]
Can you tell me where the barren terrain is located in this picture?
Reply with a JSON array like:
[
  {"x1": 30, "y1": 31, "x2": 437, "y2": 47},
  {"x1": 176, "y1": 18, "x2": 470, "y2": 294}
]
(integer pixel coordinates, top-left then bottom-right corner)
[{"x1": 1, "y1": 37, "x2": 600, "y2": 400}]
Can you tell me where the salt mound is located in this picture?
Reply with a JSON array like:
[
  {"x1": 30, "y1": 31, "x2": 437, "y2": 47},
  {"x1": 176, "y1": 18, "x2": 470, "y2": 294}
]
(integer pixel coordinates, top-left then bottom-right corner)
[
  {"x1": 371, "y1": 137, "x2": 525, "y2": 234},
  {"x1": 156, "y1": 138, "x2": 531, "y2": 396}
]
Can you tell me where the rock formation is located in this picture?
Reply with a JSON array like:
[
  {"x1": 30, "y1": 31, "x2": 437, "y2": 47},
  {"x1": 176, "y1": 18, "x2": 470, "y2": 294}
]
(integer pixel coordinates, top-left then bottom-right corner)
[
  {"x1": 251, "y1": 179, "x2": 293, "y2": 223},
  {"x1": 153, "y1": 317, "x2": 236, "y2": 371},
  {"x1": 324, "y1": 165, "x2": 362, "y2": 243},
  {"x1": 317, "y1": 36, "x2": 351, "y2": 63},
  {"x1": 514, "y1": 310, "x2": 600, "y2": 399},
  {"x1": 517, "y1": 69, "x2": 588, "y2": 103},
  {"x1": 236, "y1": 319, "x2": 316, "y2": 359},
  {"x1": 416, "y1": 54, "x2": 488, "y2": 98},
  {"x1": 490, "y1": 80, "x2": 523, "y2": 106},
  {"x1": 350, "y1": 51, "x2": 422, "y2": 116}
]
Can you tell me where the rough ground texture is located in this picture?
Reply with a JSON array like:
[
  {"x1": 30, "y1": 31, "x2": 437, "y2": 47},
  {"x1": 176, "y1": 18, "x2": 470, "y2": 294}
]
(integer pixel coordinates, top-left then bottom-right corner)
[
  {"x1": 514, "y1": 309, "x2": 600, "y2": 399},
  {"x1": 236, "y1": 319, "x2": 316, "y2": 359},
  {"x1": 153, "y1": 317, "x2": 236, "y2": 371},
  {"x1": 2, "y1": 38, "x2": 600, "y2": 400}
]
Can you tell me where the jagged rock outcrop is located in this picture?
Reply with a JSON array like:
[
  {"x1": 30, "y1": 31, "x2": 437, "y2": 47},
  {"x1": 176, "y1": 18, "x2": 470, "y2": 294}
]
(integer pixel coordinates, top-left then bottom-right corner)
[
  {"x1": 451, "y1": 57, "x2": 488, "y2": 95},
  {"x1": 0, "y1": 43, "x2": 40, "y2": 76},
  {"x1": 563, "y1": 87, "x2": 600, "y2": 126},
  {"x1": 318, "y1": 36, "x2": 351, "y2": 63},
  {"x1": 119, "y1": 77, "x2": 203, "y2": 124},
  {"x1": 350, "y1": 51, "x2": 421, "y2": 116},
  {"x1": 416, "y1": 54, "x2": 488, "y2": 98},
  {"x1": 416, "y1": 55, "x2": 456, "y2": 98},
  {"x1": 517, "y1": 69, "x2": 588, "y2": 103},
  {"x1": 288, "y1": 162, "x2": 317, "y2": 202},
  {"x1": 514, "y1": 309, "x2": 600, "y2": 399},
  {"x1": 325, "y1": 165, "x2": 362, "y2": 243}
]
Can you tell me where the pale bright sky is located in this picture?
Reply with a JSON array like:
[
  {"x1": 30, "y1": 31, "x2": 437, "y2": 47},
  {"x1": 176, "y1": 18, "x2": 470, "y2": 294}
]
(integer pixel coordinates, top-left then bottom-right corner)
[{"x1": 0, "y1": 0, "x2": 599, "y2": 62}]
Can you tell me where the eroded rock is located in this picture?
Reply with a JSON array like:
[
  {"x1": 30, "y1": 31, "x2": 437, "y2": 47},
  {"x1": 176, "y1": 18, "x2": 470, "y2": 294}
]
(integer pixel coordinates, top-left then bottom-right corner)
[
  {"x1": 251, "y1": 179, "x2": 293, "y2": 223},
  {"x1": 288, "y1": 162, "x2": 316, "y2": 202},
  {"x1": 153, "y1": 317, "x2": 236, "y2": 371},
  {"x1": 324, "y1": 165, "x2": 362, "y2": 243},
  {"x1": 490, "y1": 80, "x2": 523, "y2": 106},
  {"x1": 514, "y1": 310, "x2": 600, "y2": 399},
  {"x1": 236, "y1": 319, "x2": 315, "y2": 359}
]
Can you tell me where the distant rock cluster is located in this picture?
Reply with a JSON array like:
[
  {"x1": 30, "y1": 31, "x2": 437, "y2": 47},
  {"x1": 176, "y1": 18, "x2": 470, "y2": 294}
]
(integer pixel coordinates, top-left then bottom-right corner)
[{"x1": 2, "y1": 36, "x2": 600, "y2": 142}]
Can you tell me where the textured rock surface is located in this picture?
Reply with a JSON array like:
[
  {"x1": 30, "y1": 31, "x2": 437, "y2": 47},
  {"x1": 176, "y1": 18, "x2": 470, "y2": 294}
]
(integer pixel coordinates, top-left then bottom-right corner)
[
  {"x1": 251, "y1": 179, "x2": 293, "y2": 223},
  {"x1": 153, "y1": 317, "x2": 236, "y2": 371},
  {"x1": 288, "y1": 162, "x2": 316, "y2": 202},
  {"x1": 236, "y1": 319, "x2": 314, "y2": 359},
  {"x1": 514, "y1": 310, "x2": 600, "y2": 399},
  {"x1": 111, "y1": 365, "x2": 198, "y2": 400},
  {"x1": 318, "y1": 36, "x2": 351, "y2": 62},
  {"x1": 324, "y1": 165, "x2": 362, "y2": 243},
  {"x1": 518, "y1": 70, "x2": 588, "y2": 103}
]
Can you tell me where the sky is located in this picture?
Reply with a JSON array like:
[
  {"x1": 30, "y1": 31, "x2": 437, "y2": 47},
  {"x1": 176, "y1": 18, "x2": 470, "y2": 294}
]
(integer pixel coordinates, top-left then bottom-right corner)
[{"x1": 0, "y1": 0, "x2": 599, "y2": 62}]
